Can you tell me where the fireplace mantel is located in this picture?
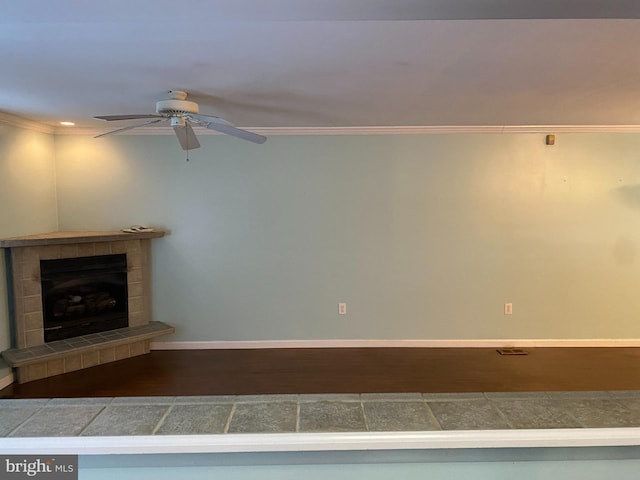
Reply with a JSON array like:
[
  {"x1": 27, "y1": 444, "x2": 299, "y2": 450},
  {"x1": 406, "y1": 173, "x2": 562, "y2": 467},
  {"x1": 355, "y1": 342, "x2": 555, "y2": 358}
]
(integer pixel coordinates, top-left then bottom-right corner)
[
  {"x1": 0, "y1": 230, "x2": 165, "y2": 248},
  {"x1": 1, "y1": 229, "x2": 172, "y2": 383}
]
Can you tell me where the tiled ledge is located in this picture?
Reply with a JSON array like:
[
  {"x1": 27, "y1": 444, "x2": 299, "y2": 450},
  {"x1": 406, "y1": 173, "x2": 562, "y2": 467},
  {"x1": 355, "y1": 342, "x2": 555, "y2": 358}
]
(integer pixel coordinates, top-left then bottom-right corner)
[
  {"x1": 2, "y1": 392, "x2": 640, "y2": 454},
  {"x1": 2, "y1": 322, "x2": 174, "y2": 368}
]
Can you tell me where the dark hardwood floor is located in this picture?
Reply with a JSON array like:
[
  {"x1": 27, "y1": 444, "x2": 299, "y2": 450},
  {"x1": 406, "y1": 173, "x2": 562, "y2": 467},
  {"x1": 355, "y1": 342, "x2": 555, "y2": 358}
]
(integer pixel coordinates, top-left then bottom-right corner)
[{"x1": 3, "y1": 347, "x2": 640, "y2": 398}]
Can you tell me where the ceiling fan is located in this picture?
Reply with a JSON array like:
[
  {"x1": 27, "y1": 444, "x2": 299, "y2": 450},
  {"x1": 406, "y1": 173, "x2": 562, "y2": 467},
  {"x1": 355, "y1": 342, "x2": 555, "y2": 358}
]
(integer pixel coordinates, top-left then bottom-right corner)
[{"x1": 94, "y1": 90, "x2": 267, "y2": 150}]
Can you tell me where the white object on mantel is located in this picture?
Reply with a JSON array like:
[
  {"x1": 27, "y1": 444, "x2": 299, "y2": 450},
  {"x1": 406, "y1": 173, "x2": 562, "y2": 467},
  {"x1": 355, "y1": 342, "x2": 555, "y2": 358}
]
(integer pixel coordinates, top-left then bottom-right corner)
[{"x1": 121, "y1": 225, "x2": 155, "y2": 233}]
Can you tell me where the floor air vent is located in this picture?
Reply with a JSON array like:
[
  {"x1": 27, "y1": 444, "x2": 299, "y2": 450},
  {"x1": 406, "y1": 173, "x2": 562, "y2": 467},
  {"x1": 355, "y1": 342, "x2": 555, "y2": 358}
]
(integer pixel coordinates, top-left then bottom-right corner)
[{"x1": 496, "y1": 348, "x2": 529, "y2": 356}]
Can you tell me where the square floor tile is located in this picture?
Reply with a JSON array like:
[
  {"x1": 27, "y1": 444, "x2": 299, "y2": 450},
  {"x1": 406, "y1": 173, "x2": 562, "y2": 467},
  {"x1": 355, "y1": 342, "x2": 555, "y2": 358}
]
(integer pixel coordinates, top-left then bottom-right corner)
[
  {"x1": 364, "y1": 401, "x2": 439, "y2": 431},
  {"x1": 81, "y1": 405, "x2": 169, "y2": 436},
  {"x1": 492, "y1": 399, "x2": 582, "y2": 429},
  {"x1": 228, "y1": 402, "x2": 297, "y2": 433},
  {"x1": 155, "y1": 404, "x2": 232, "y2": 435},
  {"x1": 0, "y1": 408, "x2": 40, "y2": 436},
  {"x1": 10, "y1": 406, "x2": 103, "y2": 437},
  {"x1": 299, "y1": 401, "x2": 366, "y2": 432},
  {"x1": 562, "y1": 399, "x2": 640, "y2": 428},
  {"x1": 427, "y1": 400, "x2": 510, "y2": 430}
]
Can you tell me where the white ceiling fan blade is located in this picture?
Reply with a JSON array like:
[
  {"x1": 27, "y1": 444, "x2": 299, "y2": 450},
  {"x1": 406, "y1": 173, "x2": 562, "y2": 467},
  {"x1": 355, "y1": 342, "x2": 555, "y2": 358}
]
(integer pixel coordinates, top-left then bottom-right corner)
[
  {"x1": 188, "y1": 113, "x2": 267, "y2": 144},
  {"x1": 173, "y1": 121, "x2": 201, "y2": 150},
  {"x1": 94, "y1": 114, "x2": 162, "y2": 121},
  {"x1": 188, "y1": 113, "x2": 233, "y2": 126},
  {"x1": 94, "y1": 118, "x2": 166, "y2": 138}
]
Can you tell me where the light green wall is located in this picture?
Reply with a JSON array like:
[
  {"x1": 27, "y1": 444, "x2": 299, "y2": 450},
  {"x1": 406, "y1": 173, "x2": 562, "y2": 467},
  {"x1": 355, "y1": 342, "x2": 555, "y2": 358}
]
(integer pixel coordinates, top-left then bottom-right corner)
[
  {"x1": 53, "y1": 132, "x2": 640, "y2": 341},
  {"x1": 78, "y1": 448, "x2": 640, "y2": 479},
  {"x1": 0, "y1": 123, "x2": 58, "y2": 375},
  {"x1": 78, "y1": 458, "x2": 640, "y2": 480}
]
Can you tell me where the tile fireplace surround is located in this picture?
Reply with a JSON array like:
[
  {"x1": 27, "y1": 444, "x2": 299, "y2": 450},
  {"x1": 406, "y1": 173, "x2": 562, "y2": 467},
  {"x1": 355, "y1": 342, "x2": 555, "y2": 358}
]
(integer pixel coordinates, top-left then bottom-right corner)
[{"x1": 0, "y1": 231, "x2": 174, "y2": 383}]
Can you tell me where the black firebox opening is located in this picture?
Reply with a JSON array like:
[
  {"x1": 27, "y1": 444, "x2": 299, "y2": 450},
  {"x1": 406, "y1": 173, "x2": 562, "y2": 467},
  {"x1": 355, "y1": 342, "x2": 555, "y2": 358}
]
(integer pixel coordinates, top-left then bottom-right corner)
[{"x1": 40, "y1": 254, "x2": 128, "y2": 342}]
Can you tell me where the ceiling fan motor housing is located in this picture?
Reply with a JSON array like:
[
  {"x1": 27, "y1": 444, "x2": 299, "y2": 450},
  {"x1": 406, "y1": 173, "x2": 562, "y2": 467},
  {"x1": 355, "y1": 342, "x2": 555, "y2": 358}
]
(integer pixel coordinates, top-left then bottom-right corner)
[{"x1": 156, "y1": 99, "x2": 199, "y2": 116}]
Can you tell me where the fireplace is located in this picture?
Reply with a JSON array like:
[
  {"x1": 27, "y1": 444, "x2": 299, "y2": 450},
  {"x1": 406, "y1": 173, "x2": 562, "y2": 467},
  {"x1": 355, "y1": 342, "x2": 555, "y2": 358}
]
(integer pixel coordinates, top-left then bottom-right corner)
[
  {"x1": 41, "y1": 254, "x2": 129, "y2": 342},
  {"x1": 0, "y1": 230, "x2": 174, "y2": 383}
]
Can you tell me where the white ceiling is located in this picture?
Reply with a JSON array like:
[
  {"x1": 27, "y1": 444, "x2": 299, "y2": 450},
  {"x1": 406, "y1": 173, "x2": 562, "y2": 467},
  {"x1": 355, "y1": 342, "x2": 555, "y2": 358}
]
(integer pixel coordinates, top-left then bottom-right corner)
[{"x1": 3, "y1": 0, "x2": 640, "y2": 134}]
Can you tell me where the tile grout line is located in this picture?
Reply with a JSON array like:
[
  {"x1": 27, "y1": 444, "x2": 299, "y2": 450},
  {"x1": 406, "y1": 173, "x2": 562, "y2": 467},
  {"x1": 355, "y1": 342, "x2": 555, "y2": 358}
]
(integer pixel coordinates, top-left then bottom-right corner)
[
  {"x1": 422, "y1": 400, "x2": 443, "y2": 431},
  {"x1": 77, "y1": 406, "x2": 109, "y2": 437},
  {"x1": 482, "y1": 393, "x2": 516, "y2": 429},
  {"x1": 4, "y1": 404, "x2": 47, "y2": 437},
  {"x1": 360, "y1": 400, "x2": 370, "y2": 432},
  {"x1": 562, "y1": 406, "x2": 587, "y2": 429},
  {"x1": 557, "y1": 399, "x2": 590, "y2": 429},
  {"x1": 488, "y1": 398, "x2": 516, "y2": 430},
  {"x1": 223, "y1": 403, "x2": 237, "y2": 434},
  {"x1": 151, "y1": 405, "x2": 174, "y2": 435}
]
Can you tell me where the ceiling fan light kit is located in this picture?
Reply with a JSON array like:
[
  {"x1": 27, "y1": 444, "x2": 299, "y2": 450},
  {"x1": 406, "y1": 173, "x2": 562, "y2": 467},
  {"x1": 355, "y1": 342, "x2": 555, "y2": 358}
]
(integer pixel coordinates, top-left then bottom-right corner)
[{"x1": 94, "y1": 90, "x2": 267, "y2": 150}]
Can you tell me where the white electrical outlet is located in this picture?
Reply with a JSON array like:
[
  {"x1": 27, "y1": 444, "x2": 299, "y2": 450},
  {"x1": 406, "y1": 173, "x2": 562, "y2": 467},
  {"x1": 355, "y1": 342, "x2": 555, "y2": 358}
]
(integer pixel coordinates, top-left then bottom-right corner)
[
  {"x1": 338, "y1": 303, "x2": 347, "y2": 315},
  {"x1": 504, "y1": 303, "x2": 513, "y2": 315}
]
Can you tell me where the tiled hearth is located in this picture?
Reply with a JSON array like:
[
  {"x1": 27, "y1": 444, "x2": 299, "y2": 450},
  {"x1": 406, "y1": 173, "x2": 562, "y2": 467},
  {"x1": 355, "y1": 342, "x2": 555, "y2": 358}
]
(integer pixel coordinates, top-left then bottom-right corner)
[{"x1": 0, "y1": 231, "x2": 174, "y2": 383}]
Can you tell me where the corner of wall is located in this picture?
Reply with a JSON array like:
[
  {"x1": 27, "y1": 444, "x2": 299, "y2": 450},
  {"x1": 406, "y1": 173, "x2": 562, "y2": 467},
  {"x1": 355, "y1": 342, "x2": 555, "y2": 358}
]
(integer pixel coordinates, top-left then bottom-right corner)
[{"x1": 51, "y1": 132, "x2": 61, "y2": 232}]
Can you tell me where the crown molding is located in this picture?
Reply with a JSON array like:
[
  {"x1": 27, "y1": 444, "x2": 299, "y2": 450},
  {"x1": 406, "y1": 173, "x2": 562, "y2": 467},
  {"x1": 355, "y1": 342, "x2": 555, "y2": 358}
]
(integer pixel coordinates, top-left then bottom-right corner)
[
  {"x1": 3, "y1": 110, "x2": 640, "y2": 137},
  {"x1": 0, "y1": 111, "x2": 55, "y2": 134},
  {"x1": 59, "y1": 124, "x2": 640, "y2": 137}
]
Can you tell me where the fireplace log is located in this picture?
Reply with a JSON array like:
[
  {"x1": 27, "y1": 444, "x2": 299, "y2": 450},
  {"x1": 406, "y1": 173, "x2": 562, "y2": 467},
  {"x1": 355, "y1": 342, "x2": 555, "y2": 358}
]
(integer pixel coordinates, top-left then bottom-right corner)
[{"x1": 52, "y1": 291, "x2": 117, "y2": 318}]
